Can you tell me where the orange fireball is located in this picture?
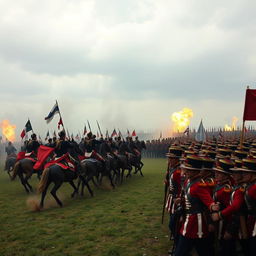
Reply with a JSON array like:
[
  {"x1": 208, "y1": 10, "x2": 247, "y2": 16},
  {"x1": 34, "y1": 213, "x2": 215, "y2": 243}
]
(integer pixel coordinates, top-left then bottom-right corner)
[
  {"x1": 171, "y1": 108, "x2": 193, "y2": 133},
  {"x1": 0, "y1": 120, "x2": 16, "y2": 142}
]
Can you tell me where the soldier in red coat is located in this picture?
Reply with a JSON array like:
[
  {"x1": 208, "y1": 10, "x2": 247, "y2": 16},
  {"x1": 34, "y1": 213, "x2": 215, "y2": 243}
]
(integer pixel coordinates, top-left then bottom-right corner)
[
  {"x1": 240, "y1": 158, "x2": 256, "y2": 256},
  {"x1": 174, "y1": 155, "x2": 219, "y2": 256},
  {"x1": 213, "y1": 159, "x2": 234, "y2": 256},
  {"x1": 165, "y1": 146, "x2": 184, "y2": 255},
  {"x1": 212, "y1": 158, "x2": 249, "y2": 255}
]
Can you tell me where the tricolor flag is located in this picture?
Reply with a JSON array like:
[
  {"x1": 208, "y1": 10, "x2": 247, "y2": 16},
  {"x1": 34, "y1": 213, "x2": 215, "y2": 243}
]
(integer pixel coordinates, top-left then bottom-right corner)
[
  {"x1": 111, "y1": 129, "x2": 117, "y2": 137},
  {"x1": 45, "y1": 103, "x2": 60, "y2": 123},
  {"x1": 20, "y1": 120, "x2": 33, "y2": 139}
]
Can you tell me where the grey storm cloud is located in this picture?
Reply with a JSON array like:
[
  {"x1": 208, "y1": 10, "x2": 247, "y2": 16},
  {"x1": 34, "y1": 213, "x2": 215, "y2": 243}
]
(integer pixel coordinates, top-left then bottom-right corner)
[{"x1": 0, "y1": 0, "x2": 256, "y2": 134}]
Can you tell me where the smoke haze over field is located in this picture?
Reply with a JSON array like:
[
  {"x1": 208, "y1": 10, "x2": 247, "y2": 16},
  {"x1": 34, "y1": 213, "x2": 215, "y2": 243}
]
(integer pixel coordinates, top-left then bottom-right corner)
[{"x1": 0, "y1": 0, "x2": 256, "y2": 139}]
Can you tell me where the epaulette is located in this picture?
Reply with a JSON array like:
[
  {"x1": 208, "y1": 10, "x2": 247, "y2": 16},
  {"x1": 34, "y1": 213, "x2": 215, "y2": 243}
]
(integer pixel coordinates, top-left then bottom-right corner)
[
  {"x1": 239, "y1": 186, "x2": 245, "y2": 192},
  {"x1": 198, "y1": 179, "x2": 207, "y2": 187},
  {"x1": 224, "y1": 184, "x2": 232, "y2": 192},
  {"x1": 206, "y1": 178, "x2": 215, "y2": 187}
]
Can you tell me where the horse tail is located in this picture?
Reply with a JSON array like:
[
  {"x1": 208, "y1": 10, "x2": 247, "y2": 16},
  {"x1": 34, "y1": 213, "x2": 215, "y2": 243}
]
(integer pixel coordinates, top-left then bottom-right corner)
[
  {"x1": 38, "y1": 168, "x2": 50, "y2": 193},
  {"x1": 11, "y1": 161, "x2": 20, "y2": 180}
]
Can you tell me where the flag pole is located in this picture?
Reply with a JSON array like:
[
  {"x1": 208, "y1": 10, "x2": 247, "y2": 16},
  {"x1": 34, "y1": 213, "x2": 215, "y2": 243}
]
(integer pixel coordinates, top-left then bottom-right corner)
[
  {"x1": 240, "y1": 121, "x2": 245, "y2": 147},
  {"x1": 28, "y1": 118, "x2": 34, "y2": 134},
  {"x1": 96, "y1": 120, "x2": 103, "y2": 137},
  {"x1": 87, "y1": 120, "x2": 92, "y2": 133},
  {"x1": 56, "y1": 100, "x2": 65, "y2": 132}
]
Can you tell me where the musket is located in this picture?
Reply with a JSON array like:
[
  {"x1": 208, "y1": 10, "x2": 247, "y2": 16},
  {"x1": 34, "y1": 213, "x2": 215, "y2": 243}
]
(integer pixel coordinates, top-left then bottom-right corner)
[
  {"x1": 162, "y1": 163, "x2": 172, "y2": 224},
  {"x1": 96, "y1": 120, "x2": 103, "y2": 137},
  {"x1": 87, "y1": 120, "x2": 92, "y2": 133},
  {"x1": 161, "y1": 178, "x2": 168, "y2": 224}
]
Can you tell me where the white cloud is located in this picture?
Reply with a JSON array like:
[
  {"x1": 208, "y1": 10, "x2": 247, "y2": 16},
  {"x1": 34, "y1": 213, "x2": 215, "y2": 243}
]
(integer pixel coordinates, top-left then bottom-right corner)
[{"x1": 0, "y1": 0, "x2": 256, "y2": 140}]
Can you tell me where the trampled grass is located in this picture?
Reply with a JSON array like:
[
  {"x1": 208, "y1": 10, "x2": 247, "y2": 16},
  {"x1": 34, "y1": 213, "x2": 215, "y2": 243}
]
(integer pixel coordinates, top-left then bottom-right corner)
[{"x1": 0, "y1": 158, "x2": 171, "y2": 256}]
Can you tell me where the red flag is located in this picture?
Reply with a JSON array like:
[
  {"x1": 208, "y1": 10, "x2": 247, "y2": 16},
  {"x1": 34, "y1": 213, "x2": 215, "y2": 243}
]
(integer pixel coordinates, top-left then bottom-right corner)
[
  {"x1": 34, "y1": 145, "x2": 55, "y2": 171},
  {"x1": 58, "y1": 117, "x2": 63, "y2": 129},
  {"x1": 243, "y1": 88, "x2": 256, "y2": 121},
  {"x1": 131, "y1": 130, "x2": 136, "y2": 136}
]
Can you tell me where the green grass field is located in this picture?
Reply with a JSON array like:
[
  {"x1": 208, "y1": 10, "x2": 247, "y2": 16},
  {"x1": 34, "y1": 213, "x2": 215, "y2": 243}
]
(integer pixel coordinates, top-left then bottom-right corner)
[{"x1": 0, "y1": 158, "x2": 171, "y2": 256}]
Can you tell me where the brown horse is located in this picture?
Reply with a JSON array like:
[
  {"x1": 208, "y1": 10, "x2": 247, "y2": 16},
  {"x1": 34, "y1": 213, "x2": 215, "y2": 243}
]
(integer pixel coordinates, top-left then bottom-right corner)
[
  {"x1": 11, "y1": 158, "x2": 40, "y2": 193},
  {"x1": 4, "y1": 155, "x2": 17, "y2": 179}
]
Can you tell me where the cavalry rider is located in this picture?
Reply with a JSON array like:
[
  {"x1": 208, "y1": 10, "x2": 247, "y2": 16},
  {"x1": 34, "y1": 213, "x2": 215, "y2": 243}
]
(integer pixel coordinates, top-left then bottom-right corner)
[
  {"x1": 5, "y1": 141, "x2": 16, "y2": 157},
  {"x1": 127, "y1": 136, "x2": 140, "y2": 156},
  {"x1": 26, "y1": 133, "x2": 40, "y2": 157},
  {"x1": 55, "y1": 130, "x2": 73, "y2": 158},
  {"x1": 5, "y1": 141, "x2": 17, "y2": 170},
  {"x1": 83, "y1": 132, "x2": 105, "y2": 163}
]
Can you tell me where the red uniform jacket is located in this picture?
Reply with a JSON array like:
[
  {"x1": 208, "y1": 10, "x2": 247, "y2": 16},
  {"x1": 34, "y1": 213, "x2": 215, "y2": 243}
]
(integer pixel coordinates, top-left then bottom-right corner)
[
  {"x1": 245, "y1": 182, "x2": 256, "y2": 237},
  {"x1": 213, "y1": 183, "x2": 232, "y2": 239},
  {"x1": 166, "y1": 167, "x2": 182, "y2": 213},
  {"x1": 180, "y1": 178, "x2": 215, "y2": 239}
]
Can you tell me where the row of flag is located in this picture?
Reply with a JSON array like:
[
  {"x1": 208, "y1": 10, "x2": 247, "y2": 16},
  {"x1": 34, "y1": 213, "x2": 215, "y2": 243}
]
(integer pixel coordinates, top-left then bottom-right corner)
[{"x1": 20, "y1": 102, "x2": 137, "y2": 140}]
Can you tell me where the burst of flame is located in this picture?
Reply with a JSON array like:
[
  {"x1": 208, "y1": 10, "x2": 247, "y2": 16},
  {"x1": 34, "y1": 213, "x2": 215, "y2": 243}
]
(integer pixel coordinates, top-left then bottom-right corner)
[
  {"x1": 224, "y1": 124, "x2": 232, "y2": 131},
  {"x1": 171, "y1": 108, "x2": 194, "y2": 133},
  {"x1": 224, "y1": 116, "x2": 238, "y2": 131},
  {"x1": 0, "y1": 120, "x2": 16, "y2": 142}
]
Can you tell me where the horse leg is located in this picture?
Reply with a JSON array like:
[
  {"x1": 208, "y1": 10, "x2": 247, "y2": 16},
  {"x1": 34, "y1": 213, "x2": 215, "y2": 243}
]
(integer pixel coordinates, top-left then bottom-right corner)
[
  {"x1": 77, "y1": 177, "x2": 82, "y2": 196},
  {"x1": 69, "y1": 181, "x2": 78, "y2": 198},
  {"x1": 40, "y1": 180, "x2": 51, "y2": 209},
  {"x1": 85, "y1": 179, "x2": 94, "y2": 197},
  {"x1": 108, "y1": 172, "x2": 115, "y2": 188},
  {"x1": 50, "y1": 181, "x2": 63, "y2": 207},
  {"x1": 121, "y1": 168, "x2": 125, "y2": 183},
  {"x1": 37, "y1": 171, "x2": 42, "y2": 180},
  {"x1": 25, "y1": 176, "x2": 33, "y2": 192},
  {"x1": 126, "y1": 167, "x2": 132, "y2": 178},
  {"x1": 7, "y1": 170, "x2": 12, "y2": 180},
  {"x1": 92, "y1": 176, "x2": 99, "y2": 187},
  {"x1": 18, "y1": 173, "x2": 30, "y2": 193}
]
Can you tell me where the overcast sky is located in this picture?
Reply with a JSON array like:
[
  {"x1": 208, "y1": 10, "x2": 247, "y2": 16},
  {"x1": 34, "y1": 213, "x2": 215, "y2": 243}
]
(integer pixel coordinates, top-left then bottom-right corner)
[{"x1": 0, "y1": 0, "x2": 256, "y2": 139}]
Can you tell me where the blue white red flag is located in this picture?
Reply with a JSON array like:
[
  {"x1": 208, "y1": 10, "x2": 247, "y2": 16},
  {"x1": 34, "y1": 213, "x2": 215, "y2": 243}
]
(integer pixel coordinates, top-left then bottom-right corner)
[{"x1": 45, "y1": 103, "x2": 59, "y2": 123}]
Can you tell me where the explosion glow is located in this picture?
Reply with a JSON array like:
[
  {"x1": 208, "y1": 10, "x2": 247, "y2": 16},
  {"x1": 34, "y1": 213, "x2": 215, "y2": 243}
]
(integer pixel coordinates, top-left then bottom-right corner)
[
  {"x1": 171, "y1": 108, "x2": 194, "y2": 133},
  {"x1": 0, "y1": 120, "x2": 16, "y2": 142},
  {"x1": 224, "y1": 116, "x2": 238, "y2": 131}
]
